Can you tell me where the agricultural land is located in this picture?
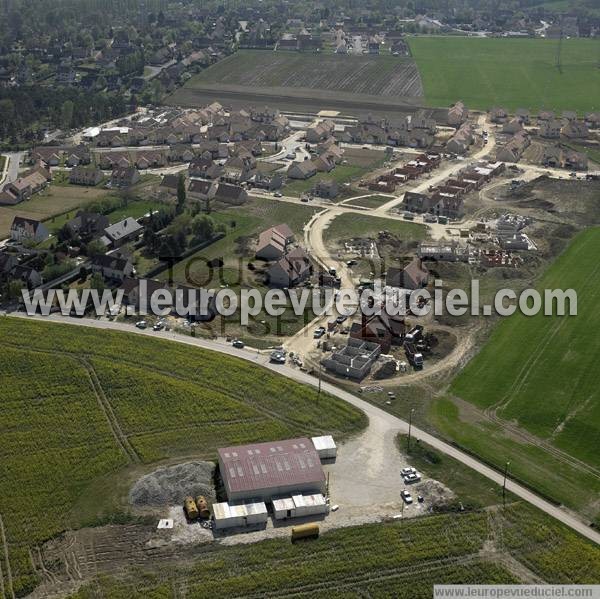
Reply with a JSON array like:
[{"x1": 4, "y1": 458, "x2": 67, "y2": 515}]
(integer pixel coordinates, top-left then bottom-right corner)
[
  {"x1": 0, "y1": 317, "x2": 365, "y2": 596},
  {"x1": 62, "y1": 505, "x2": 600, "y2": 598},
  {"x1": 435, "y1": 227, "x2": 600, "y2": 518},
  {"x1": 409, "y1": 37, "x2": 600, "y2": 113}
]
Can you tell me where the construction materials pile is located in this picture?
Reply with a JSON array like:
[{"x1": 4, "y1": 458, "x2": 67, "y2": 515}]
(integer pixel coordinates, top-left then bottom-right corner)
[{"x1": 130, "y1": 461, "x2": 216, "y2": 507}]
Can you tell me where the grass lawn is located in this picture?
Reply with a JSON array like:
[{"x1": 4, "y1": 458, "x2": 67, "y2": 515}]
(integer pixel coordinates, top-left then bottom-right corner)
[
  {"x1": 409, "y1": 37, "x2": 600, "y2": 113},
  {"x1": 283, "y1": 165, "x2": 367, "y2": 197},
  {"x1": 563, "y1": 142, "x2": 600, "y2": 166},
  {"x1": 324, "y1": 213, "x2": 425, "y2": 244},
  {"x1": 436, "y1": 227, "x2": 600, "y2": 518},
  {"x1": 0, "y1": 316, "x2": 366, "y2": 596},
  {"x1": 346, "y1": 194, "x2": 395, "y2": 209},
  {"x1": 0, "y1": 183, "x2": 113, "y2": 238}
]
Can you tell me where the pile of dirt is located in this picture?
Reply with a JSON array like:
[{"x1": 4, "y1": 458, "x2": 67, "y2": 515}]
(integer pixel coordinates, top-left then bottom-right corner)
[{"x1": 129, "y1": 461, "x2": 216, "y2": 507}]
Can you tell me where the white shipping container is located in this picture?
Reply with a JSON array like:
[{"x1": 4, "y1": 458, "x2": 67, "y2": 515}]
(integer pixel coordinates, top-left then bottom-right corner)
[{"x1": 311, "y1": 435, "x2": 337, "y2": 459}]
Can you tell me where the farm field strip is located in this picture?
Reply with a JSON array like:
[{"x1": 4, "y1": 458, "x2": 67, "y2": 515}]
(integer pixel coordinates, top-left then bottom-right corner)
[
  {"x1": 189, "y1": 50, "x2": 424, "y2": 98},
  {"x1": 0, "y1": 317, "x2": 365, "y2": 596},
  {"x1": 65, "y1": 505, "x2": 600, "y2": 598}
]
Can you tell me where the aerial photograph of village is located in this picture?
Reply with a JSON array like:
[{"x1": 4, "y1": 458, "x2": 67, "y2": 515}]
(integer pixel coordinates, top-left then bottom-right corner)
[{"x1": 0, "y1": 0, "x2": 599, "y2": 597}]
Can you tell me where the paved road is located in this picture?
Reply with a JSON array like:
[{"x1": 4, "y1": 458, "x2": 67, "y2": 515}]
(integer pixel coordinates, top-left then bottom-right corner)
[
  {"x1": 2, "y1": 151, "x2": 25, "y2": 185},
  {"x1": 7, "y1": 312, "x2": 599, "y2": 546}
]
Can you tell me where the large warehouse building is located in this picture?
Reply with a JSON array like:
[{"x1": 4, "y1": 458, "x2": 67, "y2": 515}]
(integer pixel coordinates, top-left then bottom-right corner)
[{"x1": 218, "y1": 437, "x2": 327, "y2": 502}]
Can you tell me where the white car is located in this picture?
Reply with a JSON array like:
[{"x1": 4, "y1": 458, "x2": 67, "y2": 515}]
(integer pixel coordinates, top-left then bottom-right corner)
[
  {"x1": 401, "y1": 467, "x2": 416, "y2": 477},
  {"x1": 401, "y1": 490, "x2": 413, "y2": 504},
  {"x1": 135, "y1": 321, "x2": 147, "y2": 329},
  {"x1": 404, "y1": 472, "x2": 421, "y2": 484}
]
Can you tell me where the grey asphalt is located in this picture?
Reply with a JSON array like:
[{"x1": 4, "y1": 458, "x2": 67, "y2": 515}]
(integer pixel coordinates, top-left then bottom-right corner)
[{"x1": 7, "y1": 312, "x2": 600, "y2": 546}]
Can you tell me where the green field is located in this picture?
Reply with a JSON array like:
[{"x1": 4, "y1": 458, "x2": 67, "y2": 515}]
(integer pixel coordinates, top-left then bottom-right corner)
[
  {"x1": 70, "y1": 505, "x2": 600, "y2": 598},
  {"x1": 409, "y1": 37, "x2": 600, "y2": 113},
  {"x1": 324, "y1": 213, "x2": 425, "y2": 244},
  {"x1": 437, "y1": 227, "x2": 600, "y2": 518},
  {"x1": 0, "y1": 317, "x2": 365, "y2": 596},
  {"x1": 283, "y1": 165, "x2": 367, "y2": 198}
]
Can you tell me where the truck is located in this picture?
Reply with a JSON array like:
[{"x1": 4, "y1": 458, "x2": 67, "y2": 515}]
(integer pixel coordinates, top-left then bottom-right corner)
[
  {"x1": 404, "y1": 325, "x2": 423, "y2": 344},
  {"x1": 291, "y1": 523, "x2": 320, "y2": 542},
  {"x1": 184, "y1": 496, "x2": 199, "y2": 520},
  {"x1": 405, "y1": 343, "x2": 423, "y2": 369}
]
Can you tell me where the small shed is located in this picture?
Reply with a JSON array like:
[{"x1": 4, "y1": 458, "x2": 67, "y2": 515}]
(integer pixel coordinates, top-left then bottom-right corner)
[
  {"x1": 272, "y1": 493, "x2": 328, "y2": 519},
  {"x1": 213, "y1": 501, "x2": 268, "y2": 529},
  {"x1": 244, "y1": 501, "x2": 269, "y2": 525},
  {"x1": 272, "y1": 496, "x2": 296, "y2": 520},
  {"x1": 311, "y1": 435, "x2": 337, "y2": 459}
]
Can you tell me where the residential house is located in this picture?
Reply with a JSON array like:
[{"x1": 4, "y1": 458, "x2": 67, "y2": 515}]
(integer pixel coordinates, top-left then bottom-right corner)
[
  {"x1": 267, "y1": 246, "x2": 312, "y2": 288},
  {"x1": 213, "y1": 183, "x2": 248, "y2": 205},
  {"x1": 66, "y1": 211, "x2": 110, "y2": 239},
  {"x1": 69, "y1": 166, "x2": 103, "y2": 186},
  {"x1": 101, "y1": 217, "x2": 143, "y2": 248},
  {"x1": 10, "y1": 265, "x2": 42, "y2": 288},
  {"x1": 496, "y1": 131, "x2": 530, "y2": 162},
  {"x1": 490, "y1": 107, "x2": 508, "y2": 123},
  {"x1": 255, "y1": 224, "x2": 295, "y2": 260},
  {"x1": 306, "y1": 120, "x2": 335, "y2": 144},
  {"x1": 564, "y1": 150, "x2": 588, "y2": 171},
  {"x1": 0, "y1": 162, "x2": 51, "y2": 205},
  {"x1": 313, "y1": 179, "x2": 338, "y2": 199},
  {"x1": 90, "y1": 253, "x2": 133, "y2": 281},
  {"x1": 349, "y1": 312, "x2": 405, "y2": 353},
  {"x1": 503, "y1": 117, "x2": 524, "y2": 135},
  {"x1": 561, "y1": 120, "x2": 589, "y2": 139},
  {"x1": 403, "y1": 191, "x2": 436, "y2": 213},
  {"x1": 287, "y1": 160, "x2": 317, "y2": 180},
  {"x1": 10, "y1": 216, "x2": 50, "y2": 243},
  {"x1": 248, "y1": 172, "x2": 284, "y2": 191},
  {"x1": 119, "y1": 277, "x2": 169, "y2": 309},
  {"x1": 447, "y1": 101, "x2": 468, "y2": 126},
  {"x1": 187, "y1": 179, "x2": 216, "y2": 204},
  {"x1": 386, "y1": 257, "x2": 429, "y2": 290},
  {"x1": 541, "y1": 145, "x2": 562, "y2": 168},
  {"x1": 539, "y1": 119, "x2": 562, "y2": 139},
  {"x1": 515, "y1": 108, "x2": 530, "y2": 125},
  {"x1": 188, "y1": 156, "x2": 214, "y2": 178},
  {"x1": 110, "y1": 167, "x2": 140, "y2": 188}
]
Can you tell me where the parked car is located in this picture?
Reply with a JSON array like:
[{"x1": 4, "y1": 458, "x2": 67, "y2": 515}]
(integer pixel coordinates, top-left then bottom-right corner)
[
  {"x1": 336, "y1": 315, "x2": 347, "y2": 324},
  {"x1": 401, "y1": 467, "x2": 416, "y2": 477},
  {"x1": 313, "y1": 326, "x2": 326, "y2": 339},
  {"x1": 270, "y1": 350, "x2": 286, "y2": 364},
  {"x1": 232, "y1": 339, "x2": 245, "y2": 348},
  {"x1": 404, "y1": 472, "x2": 421, "y2": 484},
  {"x1": 417, "y1": 495, "x2": 424, "y2": 503},
  {"x1": 274, "y1": 192, "x2": 283, "y2": 197},
  {"x1": 401, "y1": 490, "x2": 413, "y2": 504},
  {"x1": 135, "y1": 321, "x2": 147, "y2": 329}
]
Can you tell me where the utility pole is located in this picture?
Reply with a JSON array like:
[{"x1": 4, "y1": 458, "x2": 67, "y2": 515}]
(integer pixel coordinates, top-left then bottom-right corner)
[
  {"x1": 407, "y1": 408, "x2": 415, "y2": 453},
  {"x1": 318, "y1": 359, "x2": 322, "y2": 397},
  {"x1": 502, "y1": 461, "x2": 510, "y2": 508}
]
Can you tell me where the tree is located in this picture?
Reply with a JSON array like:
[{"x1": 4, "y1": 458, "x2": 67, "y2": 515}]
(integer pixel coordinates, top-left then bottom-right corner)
[
  {"x1": 61, "y1": 99, "x2": 74, "y2": 130},
  {"x1": 191, "y1": 215, "x2": 216, "y2": 242},
  {"x1": 86, "y1": 239, "x2": 106, "y2": 257},
  {"x1": 90, "y1": 272, "x2": 105, "y2": 292},
  {"x1": 176, "y1": 173, "x2": 186, "y2": 214}
]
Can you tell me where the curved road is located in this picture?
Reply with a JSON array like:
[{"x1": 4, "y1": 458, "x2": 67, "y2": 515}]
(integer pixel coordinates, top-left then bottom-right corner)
[{"x1": 7, "y1": 312, "x2": 599, "y2": 546}]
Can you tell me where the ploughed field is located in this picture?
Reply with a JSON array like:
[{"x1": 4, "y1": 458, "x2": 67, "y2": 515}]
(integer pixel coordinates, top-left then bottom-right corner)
[
  {"x1": 189, "y1": 50, "x2": 423, "y2": 97},
  {"x1": 68, "y1": 505, "x2": 600, "y2": 598},
  {"x1": 0, "y1": 317, "x2": 365, "y2": 596}
]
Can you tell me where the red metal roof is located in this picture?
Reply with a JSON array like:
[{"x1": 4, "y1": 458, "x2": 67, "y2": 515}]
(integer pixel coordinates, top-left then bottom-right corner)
[{"x1": 218, "y1": 438, "x2": 325, "y2": 494}]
